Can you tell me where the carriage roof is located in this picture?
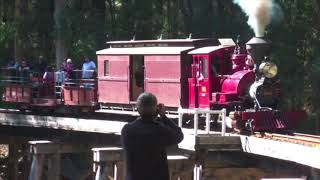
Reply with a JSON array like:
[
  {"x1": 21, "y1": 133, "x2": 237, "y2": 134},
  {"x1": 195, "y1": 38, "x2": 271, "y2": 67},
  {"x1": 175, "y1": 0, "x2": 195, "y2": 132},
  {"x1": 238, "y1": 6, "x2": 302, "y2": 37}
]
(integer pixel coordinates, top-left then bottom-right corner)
[{"x1": 96, "y1": 46, "x2": 194, "y2": 55}]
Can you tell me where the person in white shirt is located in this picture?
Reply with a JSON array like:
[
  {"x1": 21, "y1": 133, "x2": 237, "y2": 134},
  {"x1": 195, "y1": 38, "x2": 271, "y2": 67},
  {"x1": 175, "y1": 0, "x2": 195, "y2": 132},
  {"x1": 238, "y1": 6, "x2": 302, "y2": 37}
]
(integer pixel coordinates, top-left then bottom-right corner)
[{"x1": 82, "y1": 56, "x2": 96, "y2": 79}]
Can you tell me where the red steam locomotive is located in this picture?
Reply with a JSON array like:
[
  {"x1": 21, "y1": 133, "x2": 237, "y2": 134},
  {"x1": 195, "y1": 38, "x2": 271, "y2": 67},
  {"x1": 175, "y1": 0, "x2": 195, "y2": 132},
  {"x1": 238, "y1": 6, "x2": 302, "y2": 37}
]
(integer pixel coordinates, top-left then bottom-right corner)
[{"x1": 1, "y1": 36, "x2": 306, "y2": 132}]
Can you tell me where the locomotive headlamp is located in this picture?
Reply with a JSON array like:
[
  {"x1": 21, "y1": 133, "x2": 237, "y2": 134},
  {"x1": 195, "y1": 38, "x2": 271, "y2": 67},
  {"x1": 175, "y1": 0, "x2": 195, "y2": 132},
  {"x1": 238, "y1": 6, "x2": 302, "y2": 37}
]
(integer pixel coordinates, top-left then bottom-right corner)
[{"x1": 259, "y1": 62, "x2": 278, "y2": 78}]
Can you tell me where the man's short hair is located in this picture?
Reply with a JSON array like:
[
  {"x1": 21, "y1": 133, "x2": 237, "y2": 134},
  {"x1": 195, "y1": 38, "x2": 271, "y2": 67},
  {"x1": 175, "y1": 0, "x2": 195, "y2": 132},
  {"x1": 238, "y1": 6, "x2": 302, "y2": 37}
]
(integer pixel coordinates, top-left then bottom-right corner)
[{"x1": 136, "y1": 92, "x2": 158, "y2": 116}]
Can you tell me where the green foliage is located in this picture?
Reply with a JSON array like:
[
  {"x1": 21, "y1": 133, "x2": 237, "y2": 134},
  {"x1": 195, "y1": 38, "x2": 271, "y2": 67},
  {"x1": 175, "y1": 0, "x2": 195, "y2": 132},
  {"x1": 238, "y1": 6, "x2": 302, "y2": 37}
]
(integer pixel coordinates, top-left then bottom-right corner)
[
  {"x1": 0, "y1": 22, "x2": 15, "y2": 43},
  {"x1": 0, "y1": 22, "x2": 15, "y2": 63},
  {"x1": 53, "y1": 0, "x2": 106, "y2": 64}
]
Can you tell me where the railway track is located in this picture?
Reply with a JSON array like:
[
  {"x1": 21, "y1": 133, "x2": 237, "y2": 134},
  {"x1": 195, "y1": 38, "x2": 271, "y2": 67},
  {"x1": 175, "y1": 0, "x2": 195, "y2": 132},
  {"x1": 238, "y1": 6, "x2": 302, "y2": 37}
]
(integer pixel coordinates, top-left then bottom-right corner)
[{"x1": 255, "y1": 132, "x2": 320, "y2": 148}]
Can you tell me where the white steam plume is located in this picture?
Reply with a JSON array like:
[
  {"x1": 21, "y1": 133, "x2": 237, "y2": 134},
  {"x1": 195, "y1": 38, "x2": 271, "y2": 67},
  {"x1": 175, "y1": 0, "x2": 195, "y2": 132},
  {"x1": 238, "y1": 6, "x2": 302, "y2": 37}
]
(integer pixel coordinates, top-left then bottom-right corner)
[{"x1": 233, "y1": 0, "x2": 282, "y2": 37}]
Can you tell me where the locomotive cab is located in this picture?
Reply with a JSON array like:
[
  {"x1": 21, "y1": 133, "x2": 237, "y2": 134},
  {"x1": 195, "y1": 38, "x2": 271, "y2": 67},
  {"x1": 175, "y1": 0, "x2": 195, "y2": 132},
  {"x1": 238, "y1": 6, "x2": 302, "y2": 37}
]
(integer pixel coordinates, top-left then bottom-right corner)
[{"x1": 188, "y1": 39, "x2": 238, "y2": 109}]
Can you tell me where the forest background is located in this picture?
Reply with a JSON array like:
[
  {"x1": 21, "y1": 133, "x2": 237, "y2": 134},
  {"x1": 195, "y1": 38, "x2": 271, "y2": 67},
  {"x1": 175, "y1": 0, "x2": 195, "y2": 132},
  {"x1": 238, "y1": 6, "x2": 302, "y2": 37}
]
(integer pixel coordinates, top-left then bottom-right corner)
[{"x1": 0, "y1": 0, "x2": 319, "y2": 133}]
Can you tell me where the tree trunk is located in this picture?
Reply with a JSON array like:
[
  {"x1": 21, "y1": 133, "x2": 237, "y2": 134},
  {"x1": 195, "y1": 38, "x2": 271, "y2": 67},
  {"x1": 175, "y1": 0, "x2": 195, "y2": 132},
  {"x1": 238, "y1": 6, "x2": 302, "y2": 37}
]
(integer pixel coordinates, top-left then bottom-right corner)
[
  {"x1": 0, "y1": 0, "x2": 3, "y2": 21},
  {"x1": 14, "y1": 0, "x2": 23, "y2": 61},
  {"x1": 106, "y1": 0, "x2": 116, "y2": 39},
  {"x1": 54, "y1": 0, "x2": 67, "y2": 68},
  {"x1": 94, "y1": 0, "x2": 107, "y2": 47},
  {"x1": 180, "y1": 0, "x2": 193, "y2": 35}
]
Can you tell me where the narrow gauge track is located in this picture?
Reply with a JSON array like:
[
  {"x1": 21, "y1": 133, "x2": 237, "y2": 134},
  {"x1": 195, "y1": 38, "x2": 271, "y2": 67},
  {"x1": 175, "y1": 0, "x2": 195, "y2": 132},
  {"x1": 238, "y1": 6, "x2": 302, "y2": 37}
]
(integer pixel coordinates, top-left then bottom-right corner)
[
  {"x1": 0, "y1": 108, "x2": 139, "y2": 122},
  {"x1": 0, "y1": 107, "x2": 180, "y2": 123},
  {"x1": 255, "y1": 132, "x2": 320, "y2": 148}
]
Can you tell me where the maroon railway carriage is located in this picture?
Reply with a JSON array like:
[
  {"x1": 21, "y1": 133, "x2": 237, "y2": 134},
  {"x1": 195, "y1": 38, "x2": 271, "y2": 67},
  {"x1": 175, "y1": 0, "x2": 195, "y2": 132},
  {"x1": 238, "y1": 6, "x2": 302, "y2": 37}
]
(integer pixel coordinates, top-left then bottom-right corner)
[{"x1": 96, "y1": 38, "x2": 229, "y2": 108}]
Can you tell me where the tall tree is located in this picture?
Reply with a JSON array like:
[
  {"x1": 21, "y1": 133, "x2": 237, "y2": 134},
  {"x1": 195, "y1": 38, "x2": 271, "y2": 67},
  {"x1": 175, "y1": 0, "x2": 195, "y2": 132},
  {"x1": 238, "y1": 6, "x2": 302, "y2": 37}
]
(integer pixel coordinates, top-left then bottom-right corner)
[
  {"x1": 54, "y1": 0, "x2": 67, "y2": 67},
  {"x1": 14, "y1": 0, "x2": 24, "y2": 61}
]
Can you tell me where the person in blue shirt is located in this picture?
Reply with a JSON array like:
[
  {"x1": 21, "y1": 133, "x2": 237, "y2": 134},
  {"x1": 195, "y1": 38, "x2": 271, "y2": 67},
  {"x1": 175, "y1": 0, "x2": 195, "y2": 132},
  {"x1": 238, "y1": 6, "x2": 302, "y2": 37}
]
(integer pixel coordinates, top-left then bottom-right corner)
[
  {"x1": 82, "y1": 56, "x2": 96, "y2": 79},
  {"x1": 6, "y1": 59, "x2": 19, "y2": 82}
]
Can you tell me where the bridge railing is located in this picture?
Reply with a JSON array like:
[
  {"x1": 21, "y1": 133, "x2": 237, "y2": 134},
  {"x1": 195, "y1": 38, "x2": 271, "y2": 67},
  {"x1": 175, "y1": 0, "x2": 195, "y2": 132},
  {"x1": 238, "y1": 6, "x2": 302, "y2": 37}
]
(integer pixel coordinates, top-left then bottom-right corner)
[{"x1": 177, "y1": 108, "x2": 227, "y2": 136}]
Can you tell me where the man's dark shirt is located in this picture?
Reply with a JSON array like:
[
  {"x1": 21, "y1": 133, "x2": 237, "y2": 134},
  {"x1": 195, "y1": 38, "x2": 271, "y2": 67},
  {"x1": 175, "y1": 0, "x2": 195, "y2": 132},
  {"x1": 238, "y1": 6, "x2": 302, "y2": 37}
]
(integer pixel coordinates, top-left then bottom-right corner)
[{"x1": 121, "y1": 116, "x2": 184, "y2": 180}]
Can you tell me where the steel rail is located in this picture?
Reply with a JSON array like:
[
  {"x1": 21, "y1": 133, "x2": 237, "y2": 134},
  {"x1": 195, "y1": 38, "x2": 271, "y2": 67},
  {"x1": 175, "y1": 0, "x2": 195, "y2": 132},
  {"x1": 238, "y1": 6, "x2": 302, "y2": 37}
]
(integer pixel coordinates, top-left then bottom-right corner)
[{"x1": 255, "y1": 132, "x2": 320, "y2": 148}]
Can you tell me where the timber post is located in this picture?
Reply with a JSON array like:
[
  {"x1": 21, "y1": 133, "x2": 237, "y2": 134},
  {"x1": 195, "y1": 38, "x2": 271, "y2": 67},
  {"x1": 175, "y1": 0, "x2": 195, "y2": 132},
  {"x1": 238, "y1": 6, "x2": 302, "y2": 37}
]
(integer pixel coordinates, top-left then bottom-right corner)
[
  {"x1": 28, "y1": 140, "x2": 91, "y2": 180},
  {"x1": 192, "y1": 148, "x2": 208, "y2": 180},
  {"x1": 28, "y1": 154, "x2": 45, "y2": 180},
  {"x1": 6, "y1": 136, "x2": 31, "y2": 180},
  {"x1": 168, "y1": 155, "x2": 193, "y2": 180},
  {"x1": 28, "y1": 140, "x2": 57, "y2": 180},
  {"x1": 92, "y1": 147, "x2": 195, "y2": 180},
  {"x1": 8, "y1": 141, "x2": 19, "y2": 180},
  {"x1": 92, "y1": 147, "x2": 124, "y2": 180}
]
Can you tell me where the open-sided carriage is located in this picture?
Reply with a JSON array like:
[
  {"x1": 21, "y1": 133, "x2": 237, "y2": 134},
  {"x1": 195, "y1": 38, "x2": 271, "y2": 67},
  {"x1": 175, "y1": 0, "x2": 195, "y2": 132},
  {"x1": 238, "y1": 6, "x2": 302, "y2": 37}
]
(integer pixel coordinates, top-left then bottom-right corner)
[
  {"x1": 1, "y1": 69, "x2": 58, "y2": 110},
  {"x1": 1, "y1": 69, "x2": 33, "y2": 109},
  {"x1": 1, "y1": 68, "x2": 98, "y2": 112},
  {"x1": 62, "y1": 70, "x2": 98, "y2": 112}
]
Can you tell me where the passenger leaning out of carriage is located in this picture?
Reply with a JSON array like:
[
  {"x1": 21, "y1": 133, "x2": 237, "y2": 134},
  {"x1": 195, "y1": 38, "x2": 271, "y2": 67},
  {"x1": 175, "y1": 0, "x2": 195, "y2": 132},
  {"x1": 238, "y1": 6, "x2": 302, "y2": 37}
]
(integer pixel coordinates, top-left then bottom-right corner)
[{"x1": 82, "y1": 56, "x2": 96, "y2": 79}]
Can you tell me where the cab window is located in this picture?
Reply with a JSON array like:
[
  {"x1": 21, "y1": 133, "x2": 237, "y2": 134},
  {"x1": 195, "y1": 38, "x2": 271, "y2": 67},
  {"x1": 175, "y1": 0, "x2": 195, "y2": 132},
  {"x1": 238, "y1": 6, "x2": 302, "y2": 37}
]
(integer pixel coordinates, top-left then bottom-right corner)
[
  {"x1": 199, "y1": 57, "x2": 208, "y2": 78},
  {"x1": 211, "y1": 56, "x2": 220, "y2": 76}
]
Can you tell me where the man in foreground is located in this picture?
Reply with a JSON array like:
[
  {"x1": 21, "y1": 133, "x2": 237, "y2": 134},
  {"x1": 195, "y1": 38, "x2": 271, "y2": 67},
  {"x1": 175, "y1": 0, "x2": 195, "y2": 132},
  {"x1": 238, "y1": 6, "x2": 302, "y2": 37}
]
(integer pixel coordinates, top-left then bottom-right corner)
[{"x1": 121, "y1": 92, "x2": 184, "y2": 180}]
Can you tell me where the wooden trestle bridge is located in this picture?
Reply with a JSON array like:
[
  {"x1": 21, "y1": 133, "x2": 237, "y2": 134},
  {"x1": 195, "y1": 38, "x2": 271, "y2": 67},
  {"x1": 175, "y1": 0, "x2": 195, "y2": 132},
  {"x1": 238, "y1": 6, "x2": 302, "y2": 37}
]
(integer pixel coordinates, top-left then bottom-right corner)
[{"x1": 0, "y1": 109, "x2": 319, "y2": 180}]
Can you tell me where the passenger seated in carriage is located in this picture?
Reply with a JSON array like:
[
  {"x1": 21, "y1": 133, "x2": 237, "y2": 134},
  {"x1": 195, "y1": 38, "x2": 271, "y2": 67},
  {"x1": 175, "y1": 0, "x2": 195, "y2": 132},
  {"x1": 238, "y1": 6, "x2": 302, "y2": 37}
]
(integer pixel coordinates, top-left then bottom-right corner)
[
  {"x1": 18, "y1": 59, "x2": 31, "y2": 81},
  {"x1": 63, "y1": 58, "x2": 75, "y2": 79}
]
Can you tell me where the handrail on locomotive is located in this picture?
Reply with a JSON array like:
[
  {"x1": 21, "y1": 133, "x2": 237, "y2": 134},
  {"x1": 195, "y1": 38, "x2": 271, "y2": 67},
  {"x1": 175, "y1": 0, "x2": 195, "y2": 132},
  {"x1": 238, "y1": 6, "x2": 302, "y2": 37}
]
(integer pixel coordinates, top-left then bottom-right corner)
[{"x1": 178, "y1": 107, "x2": 227, "y2": 136}]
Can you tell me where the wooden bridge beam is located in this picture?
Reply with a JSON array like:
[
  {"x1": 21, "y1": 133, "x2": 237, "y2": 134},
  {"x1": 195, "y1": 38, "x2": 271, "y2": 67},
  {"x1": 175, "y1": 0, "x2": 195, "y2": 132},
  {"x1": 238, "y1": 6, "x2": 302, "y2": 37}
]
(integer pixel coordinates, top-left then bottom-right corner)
[
  {"x1": 28, "y1": 140, "x2": 92, "y2": 180},
  {"x1": 92, "y1": 147, "x2": 194, "y2": 180}
]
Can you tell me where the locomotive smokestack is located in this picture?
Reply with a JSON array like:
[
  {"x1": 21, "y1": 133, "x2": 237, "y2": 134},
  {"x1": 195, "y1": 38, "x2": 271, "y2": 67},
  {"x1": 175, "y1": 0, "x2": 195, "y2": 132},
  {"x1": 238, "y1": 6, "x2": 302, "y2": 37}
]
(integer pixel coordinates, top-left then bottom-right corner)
[{"x1": 246, "y1": 37, "x2": 271, "y2": 64}]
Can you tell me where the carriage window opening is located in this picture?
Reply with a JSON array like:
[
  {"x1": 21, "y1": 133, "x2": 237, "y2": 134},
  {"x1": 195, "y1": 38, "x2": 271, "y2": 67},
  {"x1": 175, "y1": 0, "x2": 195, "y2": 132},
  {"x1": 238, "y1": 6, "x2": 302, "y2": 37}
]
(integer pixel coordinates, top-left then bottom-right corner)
[
  {"x1": 130, "y1": 55, "x2": 144, "y2": 101},
  {"x1": 223, "y1": 53, "x2": 232, "y2": 74},
  {"x1": 200, "y1": 57, "x2": 208, "y2": 78},
  {"x1": 104, "y1": 60, "x2": 109, "y2": 76},
  {"x1": 133, "y1": 57, "x2": 144, "y2": 88}
]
